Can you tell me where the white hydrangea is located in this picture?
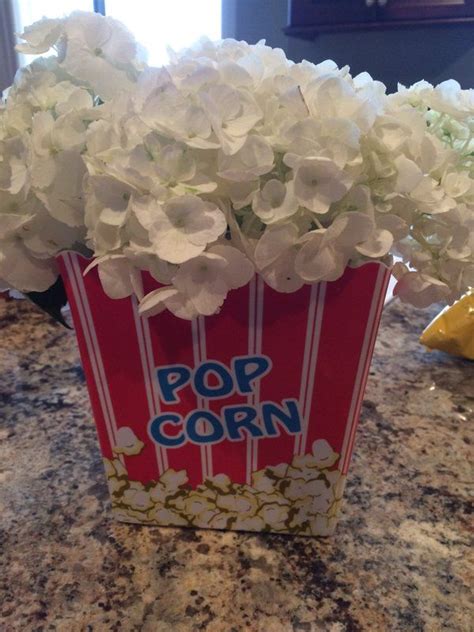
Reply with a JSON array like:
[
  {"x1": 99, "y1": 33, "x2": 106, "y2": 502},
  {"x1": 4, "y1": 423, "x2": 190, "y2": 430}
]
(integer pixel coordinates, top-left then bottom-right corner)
[
  {"x1": 17, "y1": 11, "x2": 146, "y2": 100},
  {"x1": 0, "y1": 12, "x2": 472, "y2": 317},
  {"x1": 148, "y1": 196, "x2": 227, "y2": 264},
  {"x1": 0, "y1": 10, "x2": 144, "y2": 293}
]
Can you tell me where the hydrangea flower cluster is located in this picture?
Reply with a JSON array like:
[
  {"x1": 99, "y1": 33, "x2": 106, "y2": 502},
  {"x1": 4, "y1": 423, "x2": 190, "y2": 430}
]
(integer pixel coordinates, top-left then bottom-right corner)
[
  {"x1": 1, "y1": 11, "x2": 472, "y2": 316},
  {"x1": 105, "y1": 438, "x2": 345, "y2": 536},
  {"x1": 0, "y1": 12, "x2": 145, "y2": 292}
]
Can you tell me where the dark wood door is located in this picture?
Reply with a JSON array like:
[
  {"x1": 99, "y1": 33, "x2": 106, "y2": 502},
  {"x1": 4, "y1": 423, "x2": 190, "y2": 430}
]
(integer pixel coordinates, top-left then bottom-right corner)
[
  {"x1": 286, "y1": 0, "x2": 474, "y2": 36},
  {"x1": 288, "y1": 0, "x2": 377, "y2": 28},
  {"x1": 377, "y1": 0, "x2": 474, "y2": 22}
]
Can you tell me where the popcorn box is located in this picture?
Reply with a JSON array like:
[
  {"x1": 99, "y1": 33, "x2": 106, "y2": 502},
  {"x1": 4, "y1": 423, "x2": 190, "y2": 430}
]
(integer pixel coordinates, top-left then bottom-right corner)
[{"x1": 58, "y1": 252, "x2": 391, "y2": 536}]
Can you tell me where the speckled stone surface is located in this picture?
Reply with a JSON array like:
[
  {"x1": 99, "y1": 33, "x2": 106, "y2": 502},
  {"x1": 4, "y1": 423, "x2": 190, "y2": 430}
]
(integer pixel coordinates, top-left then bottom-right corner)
[{"x1": 0, "y1": 297, "x2": 472, "y2": 632}]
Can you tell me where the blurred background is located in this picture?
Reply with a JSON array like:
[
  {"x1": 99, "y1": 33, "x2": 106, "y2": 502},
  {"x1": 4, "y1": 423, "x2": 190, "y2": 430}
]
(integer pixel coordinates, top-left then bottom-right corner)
[
  {"x1": 1, "y1": 0, "x2": 473, "y2": 93},
  {"x1": 223, "y1": 0, "x2": 474, "y2": 92}
]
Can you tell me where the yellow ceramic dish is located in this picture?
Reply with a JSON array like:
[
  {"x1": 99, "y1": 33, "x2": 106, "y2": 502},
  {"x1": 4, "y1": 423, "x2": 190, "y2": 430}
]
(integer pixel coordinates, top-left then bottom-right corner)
[{"x1": 420, "y1": 293, "x2": 474, "y2": 361}]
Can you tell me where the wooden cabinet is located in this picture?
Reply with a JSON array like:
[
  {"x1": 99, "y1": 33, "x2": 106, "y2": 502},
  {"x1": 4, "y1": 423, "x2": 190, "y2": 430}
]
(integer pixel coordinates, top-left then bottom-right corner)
[
  {"x1": 288, "y1": 1, "x2": 377, "y2": 30},
  {"x1": 380, "y1": 0, "x2": 474, "y2": 21},
  {"x1": 286, "y1": 0, "x2": 474, "y2": 38}
]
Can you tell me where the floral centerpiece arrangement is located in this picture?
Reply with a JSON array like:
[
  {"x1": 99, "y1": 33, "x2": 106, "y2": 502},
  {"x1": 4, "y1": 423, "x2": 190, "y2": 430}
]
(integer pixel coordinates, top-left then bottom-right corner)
[
  {"x1": 0, "y1": 12, "x2": 472, "y2": 536},
  {"x1": 1, "y1": 12, "x2": 472, "y2": 315}
]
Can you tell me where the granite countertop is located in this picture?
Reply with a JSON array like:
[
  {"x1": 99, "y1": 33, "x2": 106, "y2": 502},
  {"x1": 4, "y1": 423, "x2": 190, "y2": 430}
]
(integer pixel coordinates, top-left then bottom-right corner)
[{"x1": 0, "y1": 296, "x2": 472, "y2": 632}]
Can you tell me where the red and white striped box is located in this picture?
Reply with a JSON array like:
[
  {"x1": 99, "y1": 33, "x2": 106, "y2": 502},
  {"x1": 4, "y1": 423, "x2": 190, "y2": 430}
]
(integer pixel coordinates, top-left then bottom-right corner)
[{"x1": 58, "y1": 252, "x2": 391, "y2": 536}]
